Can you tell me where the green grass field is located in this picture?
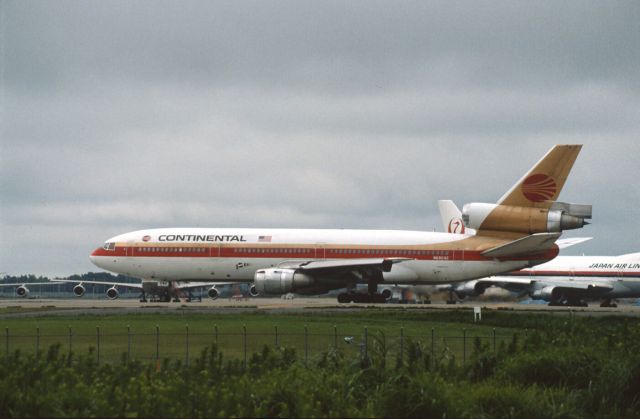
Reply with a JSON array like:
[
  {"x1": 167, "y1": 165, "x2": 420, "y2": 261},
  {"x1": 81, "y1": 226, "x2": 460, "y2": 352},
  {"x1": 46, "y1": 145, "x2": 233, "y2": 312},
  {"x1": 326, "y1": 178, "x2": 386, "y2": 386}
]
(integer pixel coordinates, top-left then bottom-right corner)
[
  {"x1": 2, "y1": 307, "x2": 640, "y2": 417},
  {"x1": 0, "y1": 308, "x2": 517, "y2": 365}
]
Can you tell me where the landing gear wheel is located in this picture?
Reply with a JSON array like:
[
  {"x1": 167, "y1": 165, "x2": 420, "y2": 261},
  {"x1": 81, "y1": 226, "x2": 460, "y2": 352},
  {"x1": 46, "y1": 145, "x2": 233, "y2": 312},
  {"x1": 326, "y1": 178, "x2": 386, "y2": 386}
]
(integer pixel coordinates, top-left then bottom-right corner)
[
  {"x1": 446, "y1": 291, "x2": 457, "y2": 305},
  {"x1": 337, "y1": 293, "x2": 351, "y2": 303}
]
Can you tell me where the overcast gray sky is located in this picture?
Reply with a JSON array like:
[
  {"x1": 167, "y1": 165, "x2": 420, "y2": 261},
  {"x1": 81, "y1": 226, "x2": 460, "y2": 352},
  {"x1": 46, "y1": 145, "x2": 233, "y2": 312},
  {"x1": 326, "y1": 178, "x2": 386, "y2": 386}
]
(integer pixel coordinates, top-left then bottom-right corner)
[{"x1": 1, "y1": 1, "x2": 639, "y2": 276}]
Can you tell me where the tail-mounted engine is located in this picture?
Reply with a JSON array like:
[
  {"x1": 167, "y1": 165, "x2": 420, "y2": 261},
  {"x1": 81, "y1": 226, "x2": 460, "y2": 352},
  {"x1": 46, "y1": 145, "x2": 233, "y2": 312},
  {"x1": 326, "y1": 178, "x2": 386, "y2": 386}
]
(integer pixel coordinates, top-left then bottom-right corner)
[
  {"x1": 254, "y1": 268, "x2": 314, "y2": 294},
  {"x1": 462, "y1": 201, "x2": 591, "y2": 234}
]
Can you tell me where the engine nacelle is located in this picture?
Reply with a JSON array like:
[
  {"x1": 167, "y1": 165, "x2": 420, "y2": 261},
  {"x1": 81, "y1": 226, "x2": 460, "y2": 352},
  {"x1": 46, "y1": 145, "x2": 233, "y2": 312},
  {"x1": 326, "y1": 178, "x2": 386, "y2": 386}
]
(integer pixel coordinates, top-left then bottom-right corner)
[
  {"x1": 254, "y1": 268, "x2": 314, "y2": 295},
  {"x1": 16, "y1": 285, "x2": 29, "y2": 298},
  {"x1": 379, "y1": 288, "x2": 393, "y2": 301},
  {"x1": 462, "y1": 202, "x2": 590, "y2": 234},
  {"x1": 73, "y1": 284, "x2": 86, "y2": 297},
  {"x1": 453, "y1": 280, "x2": 488, "y2": 299},
  {"x1": 106, "y1": 286, "x2": 119, "y2": 300},
  {"x1": 532, "y1": 285, "x2": 560, "y2": 301},
  {"x1": 207, "y1": 287, "x2": 219, "y2": 300},
  {"x1": 249, "y1": 285, "x2": 259, "y2": 297}
]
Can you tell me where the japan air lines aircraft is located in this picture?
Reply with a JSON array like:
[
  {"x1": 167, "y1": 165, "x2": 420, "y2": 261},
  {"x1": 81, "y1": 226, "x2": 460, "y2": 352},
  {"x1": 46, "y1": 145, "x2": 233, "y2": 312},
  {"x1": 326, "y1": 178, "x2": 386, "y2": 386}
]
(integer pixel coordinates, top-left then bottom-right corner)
[
  {"x1": 445, "y1": 252, "x2": 640, "y2": 307},
  {"x1": 55, "y1": 145, "x2": 591, "y2": 303}
]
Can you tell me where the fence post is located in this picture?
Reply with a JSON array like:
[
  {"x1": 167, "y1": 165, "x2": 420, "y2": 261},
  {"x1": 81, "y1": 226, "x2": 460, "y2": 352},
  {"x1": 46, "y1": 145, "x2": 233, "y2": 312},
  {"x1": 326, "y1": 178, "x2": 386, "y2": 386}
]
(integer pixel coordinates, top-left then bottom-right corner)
[
  {"x1": 5, "y1": 327, "x2": 8, "y2": 357},
  {"x1": 36, "y1": 327, "x2": 40, "y2": 358},
  {"x1": 127, "y1": 325, "x2": 131, "y2": 362},
  {"x1": 334, "y1": 325, "x2": 337, "y2": 350},
  {"x1": 400, "y1": 327, "x2": 404, "y2": 365},
  {"x1": 304, "y1": 325, "x2": 309, "y2": 365},
  {"x1": 155, "y1": 325, "x2": 160, "y2": 362},
  {"x1": 364, "y1": 326, "x2": 368, "y2": 358},
  {"x1": 96, "y1": 326, "x2": 100, "y2": 365},
  {"x1": 493, "y1": 328, "x2": 496, "y2": 352},
  {"x1": 463, "y1": 328, "x2": 466, "y2": 366},
  {"x1": 431, "y1": 327, "x2": 435, "y2": 369},
  {"x1": 243, "y1": 324, "x2": 247, "y2": 369},
  {"x1": 214, "y1": 324, "x2": 218, "y2": 345},
  {"x1": 68, "y1": 326, "x2": 72, "y2": 355},
  {"x1": 274, "y1": 325, "x2": 278, "y2": 348},
  {"x1": 185, "y1": 324, "x2": 189, "y2": 367}
]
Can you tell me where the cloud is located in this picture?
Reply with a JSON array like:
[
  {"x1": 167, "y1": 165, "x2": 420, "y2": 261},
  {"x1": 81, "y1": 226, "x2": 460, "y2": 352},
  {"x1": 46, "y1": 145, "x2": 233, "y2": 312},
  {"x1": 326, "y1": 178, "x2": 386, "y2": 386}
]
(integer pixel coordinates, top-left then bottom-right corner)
[{"x1": 1, "y1": 1, "x2": 639, "y2": 275}]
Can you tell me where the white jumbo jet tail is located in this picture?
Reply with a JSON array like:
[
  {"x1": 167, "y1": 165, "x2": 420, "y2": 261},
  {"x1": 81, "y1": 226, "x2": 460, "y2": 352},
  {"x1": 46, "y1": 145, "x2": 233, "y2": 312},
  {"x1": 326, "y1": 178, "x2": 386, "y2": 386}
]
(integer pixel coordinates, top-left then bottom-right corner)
[{"x1": 438, "y1": 200, "x2": 476, "y2": 235}]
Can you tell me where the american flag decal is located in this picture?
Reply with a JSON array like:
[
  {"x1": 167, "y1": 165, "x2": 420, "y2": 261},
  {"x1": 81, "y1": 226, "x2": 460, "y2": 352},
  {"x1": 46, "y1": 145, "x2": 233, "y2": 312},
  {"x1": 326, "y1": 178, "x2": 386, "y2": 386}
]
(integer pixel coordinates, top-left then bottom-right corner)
[{"x1": 258, "y1": 235, "x2": 272, "y2": 242}]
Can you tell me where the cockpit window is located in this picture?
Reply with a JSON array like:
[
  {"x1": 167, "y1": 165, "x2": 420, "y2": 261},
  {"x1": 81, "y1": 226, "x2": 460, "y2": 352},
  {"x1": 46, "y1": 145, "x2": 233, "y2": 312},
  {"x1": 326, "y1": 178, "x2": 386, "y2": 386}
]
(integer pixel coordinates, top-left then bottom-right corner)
[{"x1": 102, "y1": 242, "x2": 116, "y2": 251}]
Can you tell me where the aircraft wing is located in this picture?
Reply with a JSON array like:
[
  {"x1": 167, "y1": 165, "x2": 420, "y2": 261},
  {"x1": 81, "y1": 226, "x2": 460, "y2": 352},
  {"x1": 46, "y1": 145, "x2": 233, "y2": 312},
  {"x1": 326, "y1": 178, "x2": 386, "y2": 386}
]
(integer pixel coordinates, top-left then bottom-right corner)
[
  {"x1": 481, "y1": 232, "x2": 561, "y2": 258},
  {"x1": 470, "y1": 276, "x2": 614, "y2": 296},
  {"x1": 0, "y1": 282, "x2": 54, "y2": 287},
  {"x1": 174, "y1": 282, "x2": 236, "y2": 290},
  {"x1": 50, "y1": 278, "x2": 237, "y2": 291},
  {"x1": 278, "y1": 257, "x2": 410, "y2": 273},
  {"x1": 534, "y1": 280, "x2": 614, "y2": 293},
  {"x1": 49, "y1": 278, "x2": 144, "y2": 290}
]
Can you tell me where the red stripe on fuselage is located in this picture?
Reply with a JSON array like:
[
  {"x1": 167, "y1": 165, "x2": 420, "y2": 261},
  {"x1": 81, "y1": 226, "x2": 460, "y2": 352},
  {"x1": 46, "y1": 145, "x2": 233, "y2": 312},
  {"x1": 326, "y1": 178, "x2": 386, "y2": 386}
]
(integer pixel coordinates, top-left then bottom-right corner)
[
  {"x1": 506, "y1": 270, "x2": 640, "y2": 278},
  {"x1": 91, "y1": 244, "x2": 557, "y2": 263}
]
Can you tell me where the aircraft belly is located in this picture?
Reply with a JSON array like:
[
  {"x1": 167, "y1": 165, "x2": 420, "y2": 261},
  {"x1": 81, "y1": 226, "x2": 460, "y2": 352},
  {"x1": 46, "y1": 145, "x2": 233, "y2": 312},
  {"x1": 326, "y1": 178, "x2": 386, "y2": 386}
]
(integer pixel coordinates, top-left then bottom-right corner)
[{"x1": 383, "y1": 260, "x2": 528, "y2": 285}]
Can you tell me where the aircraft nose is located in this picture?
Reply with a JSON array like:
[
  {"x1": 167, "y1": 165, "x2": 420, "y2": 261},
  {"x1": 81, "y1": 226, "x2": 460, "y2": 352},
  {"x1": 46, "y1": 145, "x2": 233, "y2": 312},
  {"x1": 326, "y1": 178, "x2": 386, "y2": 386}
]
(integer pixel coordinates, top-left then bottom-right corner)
[{"x1": 89, "y1": 248, "x2": 102, "y2": 267}]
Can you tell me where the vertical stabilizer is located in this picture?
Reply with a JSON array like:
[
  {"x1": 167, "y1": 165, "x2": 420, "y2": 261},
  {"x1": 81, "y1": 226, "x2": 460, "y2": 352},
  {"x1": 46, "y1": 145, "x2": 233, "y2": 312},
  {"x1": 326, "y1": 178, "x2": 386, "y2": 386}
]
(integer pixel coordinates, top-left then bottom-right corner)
[
  {"x1": 497, "y1": 145, "x2": 582, "y2": 209},
  {"x1": 438, "y1": 200, "x2": 475, "y2": 235}
]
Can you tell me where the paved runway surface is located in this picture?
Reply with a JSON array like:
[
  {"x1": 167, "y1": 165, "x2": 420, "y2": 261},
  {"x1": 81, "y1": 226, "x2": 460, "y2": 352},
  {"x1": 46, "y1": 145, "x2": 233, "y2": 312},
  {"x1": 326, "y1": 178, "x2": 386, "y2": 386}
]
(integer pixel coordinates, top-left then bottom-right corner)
[{"x1": 2, "y1": 297, "x2": 640, "y2": 317}]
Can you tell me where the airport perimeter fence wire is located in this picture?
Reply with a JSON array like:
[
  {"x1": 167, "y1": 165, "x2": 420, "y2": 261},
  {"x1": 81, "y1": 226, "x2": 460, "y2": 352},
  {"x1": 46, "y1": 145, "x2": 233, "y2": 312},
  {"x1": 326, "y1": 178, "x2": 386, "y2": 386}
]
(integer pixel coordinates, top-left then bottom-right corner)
[{"x1": 2, "y1": 325, "x2": 515, "y2": 368}]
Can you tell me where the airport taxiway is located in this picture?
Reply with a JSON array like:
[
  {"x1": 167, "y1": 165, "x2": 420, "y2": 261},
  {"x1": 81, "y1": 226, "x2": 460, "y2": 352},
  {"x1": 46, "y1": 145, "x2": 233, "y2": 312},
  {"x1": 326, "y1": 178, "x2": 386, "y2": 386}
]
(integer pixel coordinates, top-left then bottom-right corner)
[{"x1": 1, "y1": 297, "x2": 640, "y2": 318}]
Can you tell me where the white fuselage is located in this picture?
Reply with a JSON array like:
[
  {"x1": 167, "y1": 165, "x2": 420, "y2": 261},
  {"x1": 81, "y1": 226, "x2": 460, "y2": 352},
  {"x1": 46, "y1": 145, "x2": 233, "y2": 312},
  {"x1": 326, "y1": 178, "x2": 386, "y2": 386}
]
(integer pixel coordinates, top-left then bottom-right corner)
[
  {"x1": 90, "y1": 228, "x2": 557, "y2": 288},
  {"x1": 510, "y1": 253, "x2": 640, "y2": 298}
]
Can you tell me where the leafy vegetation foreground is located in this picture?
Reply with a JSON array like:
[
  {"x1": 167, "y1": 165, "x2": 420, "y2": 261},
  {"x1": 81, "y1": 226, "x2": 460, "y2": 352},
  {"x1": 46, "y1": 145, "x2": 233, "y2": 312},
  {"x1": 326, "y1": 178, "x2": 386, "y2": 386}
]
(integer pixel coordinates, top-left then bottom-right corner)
[{"x1": 1, "y1": 311, "x2": 640, "y2": 418}]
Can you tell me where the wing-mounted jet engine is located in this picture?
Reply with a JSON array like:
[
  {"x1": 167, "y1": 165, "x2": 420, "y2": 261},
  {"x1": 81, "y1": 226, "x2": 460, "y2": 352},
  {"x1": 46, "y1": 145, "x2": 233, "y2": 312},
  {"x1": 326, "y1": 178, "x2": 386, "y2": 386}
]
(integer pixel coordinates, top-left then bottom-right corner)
[{"x1": 16, "y1": 285, "x2": 30, "y2": 298}]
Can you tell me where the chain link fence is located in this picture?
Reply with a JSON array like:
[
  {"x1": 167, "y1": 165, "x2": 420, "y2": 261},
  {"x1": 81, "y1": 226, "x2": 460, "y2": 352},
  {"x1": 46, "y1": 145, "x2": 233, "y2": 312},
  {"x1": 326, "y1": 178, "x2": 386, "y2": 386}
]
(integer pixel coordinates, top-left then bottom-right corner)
[{"x1": 3, "y1": 324, "x2": 516, "y2": 367}]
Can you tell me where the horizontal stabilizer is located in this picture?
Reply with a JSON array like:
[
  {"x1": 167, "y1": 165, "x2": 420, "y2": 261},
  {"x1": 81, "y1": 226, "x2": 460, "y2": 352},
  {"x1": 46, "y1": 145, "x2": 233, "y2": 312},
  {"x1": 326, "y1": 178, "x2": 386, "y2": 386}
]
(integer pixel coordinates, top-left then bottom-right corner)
[
  {"x1": 481, "y1": 232, "x2": 561, "y2": 258},
  {"x1": 555, "y1": 237, "x2": 592, "y2": 249}
]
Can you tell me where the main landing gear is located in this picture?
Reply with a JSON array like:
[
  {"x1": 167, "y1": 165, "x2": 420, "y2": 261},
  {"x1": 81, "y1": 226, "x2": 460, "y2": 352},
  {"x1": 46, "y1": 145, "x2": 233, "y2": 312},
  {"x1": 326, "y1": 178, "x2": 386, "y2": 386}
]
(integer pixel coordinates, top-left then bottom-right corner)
[
  {"x1": 446, "y1": 290, "x2": 458, "y2": 305},
  {"x1": 600, "y1": 298, "x2": 617, "y2": 308},
  {"x1": 337, "y1": 281, "x2": 392, "y2": 303}
]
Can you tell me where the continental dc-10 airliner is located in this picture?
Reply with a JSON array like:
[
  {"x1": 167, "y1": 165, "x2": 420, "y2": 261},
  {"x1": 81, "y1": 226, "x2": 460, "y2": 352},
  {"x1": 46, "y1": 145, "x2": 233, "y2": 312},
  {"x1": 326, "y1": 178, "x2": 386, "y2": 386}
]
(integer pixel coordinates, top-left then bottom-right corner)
[{"x1": 52, "y1": 145, "x2": 591, "y2": 303}]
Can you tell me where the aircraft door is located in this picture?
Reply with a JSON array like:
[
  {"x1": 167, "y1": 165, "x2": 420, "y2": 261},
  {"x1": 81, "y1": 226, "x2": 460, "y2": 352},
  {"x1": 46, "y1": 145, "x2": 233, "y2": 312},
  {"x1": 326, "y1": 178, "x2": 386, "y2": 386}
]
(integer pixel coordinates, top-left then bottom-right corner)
[{"x1": 315, "y1": 244, "x2": 326, "y2": 260}]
